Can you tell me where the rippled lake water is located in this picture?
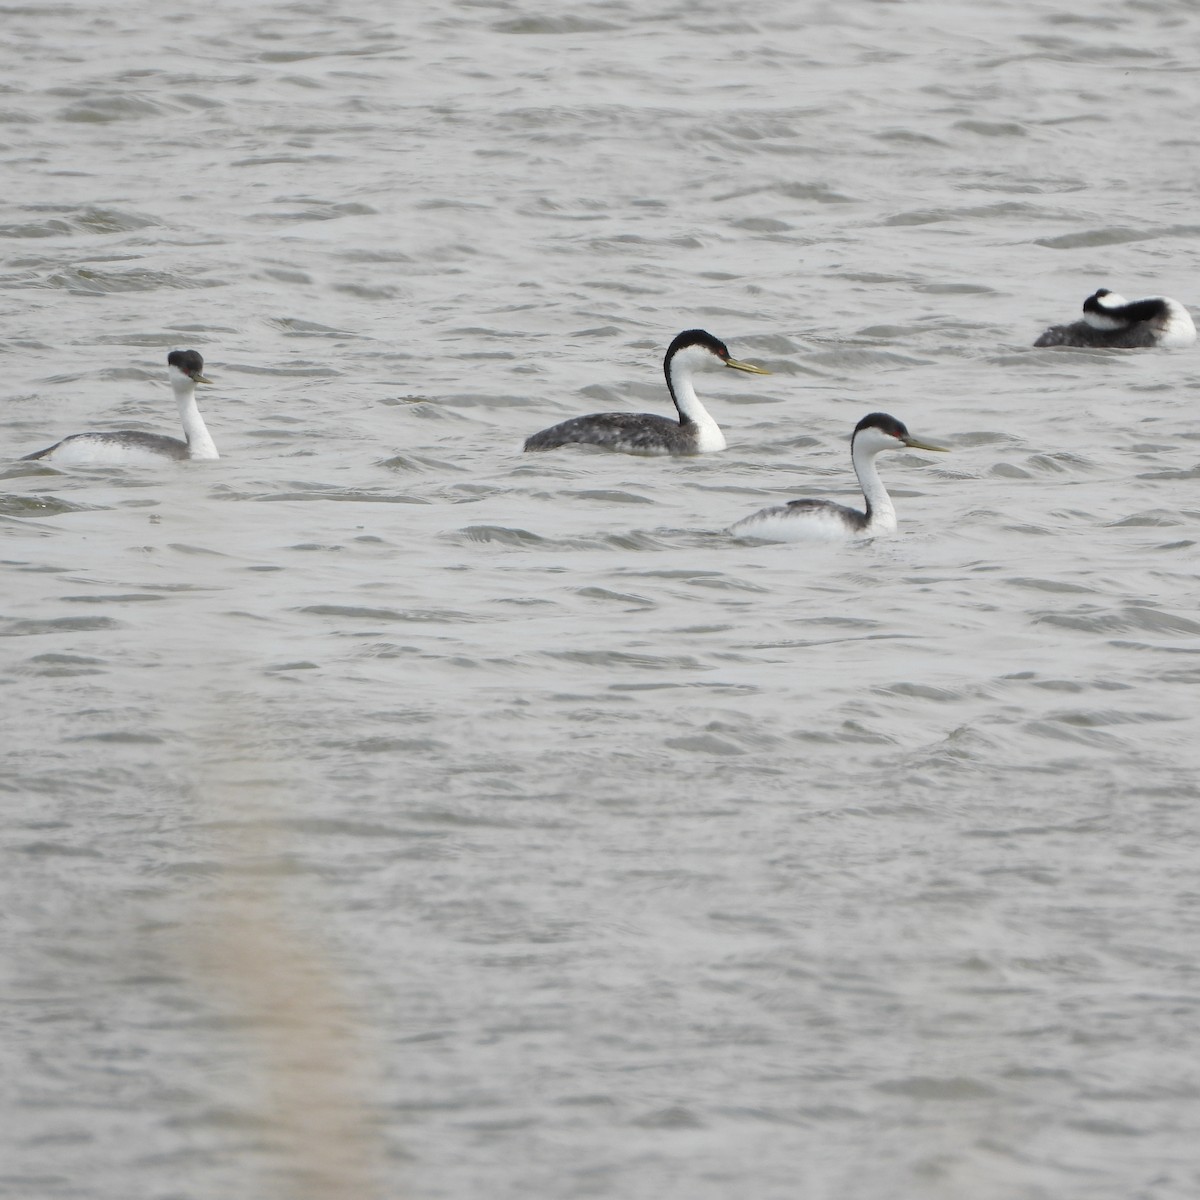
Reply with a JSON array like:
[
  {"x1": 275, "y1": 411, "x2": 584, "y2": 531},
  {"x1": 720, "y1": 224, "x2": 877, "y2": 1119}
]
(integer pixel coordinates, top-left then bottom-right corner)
[{"x1": 4, "y1": 2, "x2": 1200, "y2": 1198}]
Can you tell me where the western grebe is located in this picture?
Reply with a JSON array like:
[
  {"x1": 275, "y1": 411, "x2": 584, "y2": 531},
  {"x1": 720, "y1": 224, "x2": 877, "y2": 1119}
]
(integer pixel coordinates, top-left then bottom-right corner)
[
  {"x1": 22, "y1": 349, "x2": 219, "y2": 466},
  {"x1": 729, "y1": 412, "x2": 948, "y2": 542},
  {"x1": 523, "y1": 329, "x2": 770, "y2": 456},
  {"x1": 1034, "y1": 288, "x2": 1196, "y2": 349}
]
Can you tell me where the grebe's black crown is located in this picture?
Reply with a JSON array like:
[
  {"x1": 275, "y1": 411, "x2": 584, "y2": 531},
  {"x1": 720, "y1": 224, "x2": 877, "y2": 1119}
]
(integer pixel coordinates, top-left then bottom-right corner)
[
  {"x1": 168, "y1": 349, "x2": 205, "y2": 379},
  {"x1": 665, "y1": 329, "x2": 730, "y2": 363}
]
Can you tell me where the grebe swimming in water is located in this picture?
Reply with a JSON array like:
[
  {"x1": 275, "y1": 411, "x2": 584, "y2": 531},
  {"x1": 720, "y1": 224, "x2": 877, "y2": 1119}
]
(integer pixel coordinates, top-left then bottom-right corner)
[
  {"x1": 729, "y1": 412, "x2": 948, "y2": 542},
  {"x1": 523, "y1": 329, "x2": 769, "y2": 456},
  {"x1": 1034, "y1": 288, "x2": 1196, "y2": 349},
  {"x1": 22, "y1": 350, "x2": 218, "y2": 466}
]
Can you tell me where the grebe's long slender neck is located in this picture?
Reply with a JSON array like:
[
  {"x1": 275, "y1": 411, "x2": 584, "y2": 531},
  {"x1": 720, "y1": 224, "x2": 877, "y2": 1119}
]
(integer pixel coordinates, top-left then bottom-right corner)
[
  {"x1": 852, "y1": 437, "x2": 896, "y2": 535},
  {"x1": 172, "y1": 369, "x2": 218, "y2": 460},
  {"x1": 665, "y1": 354, "x2": 725, "y2": 452}
]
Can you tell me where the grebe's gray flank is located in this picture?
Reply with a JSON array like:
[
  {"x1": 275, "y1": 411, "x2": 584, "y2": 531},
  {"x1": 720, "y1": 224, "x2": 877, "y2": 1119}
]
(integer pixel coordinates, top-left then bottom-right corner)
[
  {"x1": 523, "y1": 329, "x2": 769, "y2": 457},
  {"x1": 729, "y1": 412, "x2": 948, "y2": 543}
]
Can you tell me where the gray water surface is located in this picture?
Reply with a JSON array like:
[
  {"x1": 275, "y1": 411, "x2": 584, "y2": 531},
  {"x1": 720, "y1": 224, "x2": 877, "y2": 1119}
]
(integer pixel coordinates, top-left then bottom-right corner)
[{"x1": 4, "y1": 3, "x2": 1200, "y2": 1198}]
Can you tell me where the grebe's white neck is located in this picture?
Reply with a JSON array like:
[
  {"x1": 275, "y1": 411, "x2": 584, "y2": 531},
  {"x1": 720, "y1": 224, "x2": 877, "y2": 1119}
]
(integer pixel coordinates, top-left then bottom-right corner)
[
  {"x1": 169, "y1": 363, "x2": 218, "y2": 460},
  {"x1": 851, "y1": 429, "x2": 898, "y2": 535},
  {"x1": 665, "y1": 344, "x2": 725, "y2": 453}
]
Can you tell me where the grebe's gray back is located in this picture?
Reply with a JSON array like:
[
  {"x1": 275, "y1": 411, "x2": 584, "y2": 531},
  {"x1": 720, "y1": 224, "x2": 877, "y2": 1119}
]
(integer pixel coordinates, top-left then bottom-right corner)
[
  {"x1": 729, "y1": 412, "x2": 948, "y2": 543},
  {"x1": 22, "y1": 350, "x2": 218, "y2": 466},
  {"x1": 1035, "y1": 288, "x2": 1196, "y2": 349},
  {"x1": 523, "y1": 329, "x2": 769, "y2": 457}
]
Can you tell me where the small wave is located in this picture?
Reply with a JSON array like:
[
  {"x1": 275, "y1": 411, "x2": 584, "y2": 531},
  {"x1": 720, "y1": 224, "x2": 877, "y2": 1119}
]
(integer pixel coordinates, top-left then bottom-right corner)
[
  {"x1": 1035, "y1": 605, "x2": 1200, "y2": 636},
  {"x1": 61, "y1": 593, "x2": 164, "y2": 604},
  {"x1": 316, "y1": 737, "x2": 451, "y2": 754},
  {"x1": 67, "y1": 730, "x2": 164, "y2": 744},
  {"x1": 254, "y1": 489, "x2": 429, "y2": 505},
  {"x1": 1005, "y1": 576, "x2": 1096, "y2": 595},
  {"x1": 0, "y1": 616, "x2": 122, "y2": 637},
  {"x1": 663, "y1": 733, "x2": 746, "y2": 756},
  {"x1": 1035, "y1": 225, "x2": 1155, "y2": 249},
  {"x1": 298, "y1": 604, "x2": 481, "y2": 623},
  {"x1": 44, "y1": 266, "x2": 216, "y2": 294},
  {"x1": 58, "y1": 95, "x2": 168, "y2": 123},
  {"x1": 19, "y1": 653, "x2": 106, "y2": 677},
  {"x1": 267, "y1": 316, "x2": 358, "y2": 337},
  {"x1": 570, "y1": 489, "x2": 655, "y2": 506},
  {"x1": 1106, "y1": 510, "x2": 1183, "y2": 527},
  {"x1": 874, "y1": 1076, "x2": 997, "y2": 1099},
  {"x1": 80, "y1": 207, "x2": 159, "y2": 233},
  {"x1": 876, "y1": 682, "x2": 963, "y2": 702},
  {"x1": 457, "y1": 525, "x2": 547, "y2": 546},
  {"x1": 803, "y1": 348, "x2": 930, "y2": 370},
  {"x1": 493, "y1": 16, "x2": 621, "y2": 33},
  {"x1": 954, "y1": 120, "x2": 1028, "y2": 137},
  {"x1": 543, "y1": 649, "x2": 706, "y2": 671},
  {"x1": 0, "y1": 493, "x2": 96, "y2": 516}
]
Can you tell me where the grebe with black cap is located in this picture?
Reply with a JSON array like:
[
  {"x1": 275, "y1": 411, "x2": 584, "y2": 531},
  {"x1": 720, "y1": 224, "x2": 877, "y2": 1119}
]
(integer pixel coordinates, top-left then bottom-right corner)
[
  {"x1": 1034, "y1": 289, "x2": 1196, "y2": 349},
  {"x1": 523, "y1": 329, "x2": 770, "y2": 456},
  {"x1": 729, "y1": 412, "x2": 948, "y2": 542},
  {"x1": 22, "y1": 350, "x2": 219, "y2": 466}
]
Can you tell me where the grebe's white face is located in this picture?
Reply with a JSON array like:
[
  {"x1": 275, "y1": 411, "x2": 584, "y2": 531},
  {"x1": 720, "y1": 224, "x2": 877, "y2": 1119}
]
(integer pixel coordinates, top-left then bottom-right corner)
[
  {"x1": 854, "y1": 425, "x2": 907, "y2": 455},
  {"x1": 670, "y1": 343, "x2": 728, "y2": 375},
  {"x1": 669, "y1": 342, "x2": 769, "y2": 376}
]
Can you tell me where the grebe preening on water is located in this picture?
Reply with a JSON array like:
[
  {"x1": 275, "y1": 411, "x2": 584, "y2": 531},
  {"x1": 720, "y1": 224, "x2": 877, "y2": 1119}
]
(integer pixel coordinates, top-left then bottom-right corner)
[
  {"x1": 22, "y1": 350, "x2": 219, "y2": 466},
  {"x1": 523, "y1": 329, "x2": 770, "y2": 456},
  {"x1": 1034, "y1": 288, "x2": 1196, "y2": 349},
  {"x1": 729, "y1": 412, "x2": 948, "y2": 542}
]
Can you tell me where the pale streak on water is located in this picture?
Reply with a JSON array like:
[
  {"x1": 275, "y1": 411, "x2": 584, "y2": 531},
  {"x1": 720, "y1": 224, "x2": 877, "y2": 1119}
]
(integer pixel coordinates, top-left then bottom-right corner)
[{"x1": 2, "y1": 1, "x2": 1200, "y2": 1197}]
